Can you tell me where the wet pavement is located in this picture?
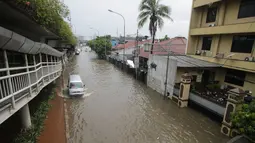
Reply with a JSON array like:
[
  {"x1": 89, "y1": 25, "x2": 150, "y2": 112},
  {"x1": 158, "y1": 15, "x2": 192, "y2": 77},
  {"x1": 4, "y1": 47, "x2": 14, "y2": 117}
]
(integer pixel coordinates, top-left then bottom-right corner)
[
  {"x1": 66, "y1": 48, "x2": 229, "y2": 143},
  {"x1": 38, "y1": 87, "x2": 66, "y2": 143}
]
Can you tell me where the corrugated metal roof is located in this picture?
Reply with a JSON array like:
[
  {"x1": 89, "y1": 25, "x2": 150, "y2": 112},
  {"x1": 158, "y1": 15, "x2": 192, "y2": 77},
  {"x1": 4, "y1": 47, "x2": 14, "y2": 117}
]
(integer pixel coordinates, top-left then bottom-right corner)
[{"x1": 164, "y1": 55, "x2": 221, "y2": 67}]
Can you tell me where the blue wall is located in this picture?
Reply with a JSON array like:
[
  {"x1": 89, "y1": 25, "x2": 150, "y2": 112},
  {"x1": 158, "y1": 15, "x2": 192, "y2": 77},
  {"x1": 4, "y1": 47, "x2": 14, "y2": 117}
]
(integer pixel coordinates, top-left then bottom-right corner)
[{"x1": 111, "y1": 39, "x2": 119, "y2": 47}]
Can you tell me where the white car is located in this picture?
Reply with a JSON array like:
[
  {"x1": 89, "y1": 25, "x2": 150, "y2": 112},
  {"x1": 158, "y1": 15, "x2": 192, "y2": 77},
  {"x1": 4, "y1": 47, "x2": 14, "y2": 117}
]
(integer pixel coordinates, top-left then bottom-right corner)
[{"x1": 67, "y1": 74, "x2": 85, "y2": 96}]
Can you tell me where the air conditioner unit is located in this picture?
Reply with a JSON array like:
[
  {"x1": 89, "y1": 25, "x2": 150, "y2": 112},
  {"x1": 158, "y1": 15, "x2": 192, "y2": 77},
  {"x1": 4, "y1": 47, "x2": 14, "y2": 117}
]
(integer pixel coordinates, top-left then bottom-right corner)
[
  {"x1": 195, "y1": 50, "x2": 201, "y2": 55},
  {"x1": 215, "y1": 53, "x2": 224, "y2": 59},
  {"x1": 201, "y1": 50, "x2": 206, "y2": 56},
  {"x1": 244, "y1": 57, "x2": 255, "y2": 62},
  {"x1": 209, "y1": 23, "x2": 216, "y2": 27},
  {"x1": 205, "y1": 51, "x2": 213, "y2": 57}
]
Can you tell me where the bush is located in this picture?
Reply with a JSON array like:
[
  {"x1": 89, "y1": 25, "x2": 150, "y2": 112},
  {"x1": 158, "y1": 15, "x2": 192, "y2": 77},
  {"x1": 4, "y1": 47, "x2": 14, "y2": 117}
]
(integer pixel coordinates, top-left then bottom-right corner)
[
  {"x1": 232, "y1": 101, "x2": 255, "y2": 140},
  {"x1": 14, "y1": 90, "x2": 56, "y2": 143}
]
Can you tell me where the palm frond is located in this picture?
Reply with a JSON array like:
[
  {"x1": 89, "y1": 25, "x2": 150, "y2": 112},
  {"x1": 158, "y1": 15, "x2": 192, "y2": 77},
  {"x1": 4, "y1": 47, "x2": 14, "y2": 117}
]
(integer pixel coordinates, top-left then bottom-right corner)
[
  {"x1": 138, "y1": 11, "x2": 151, "y2": 20},
  {"x1": 139, "y1": 4, "x2": 151, "y2": 11},
  {"x1": 158, "y1": 5, "x2": 173, "y2": 21},
  {"x1": 157, "y1": 16, "x2": 164, "y2": 30},
  {"x1": 138, "y1": 16, "x2": 149, "y2": 29}
]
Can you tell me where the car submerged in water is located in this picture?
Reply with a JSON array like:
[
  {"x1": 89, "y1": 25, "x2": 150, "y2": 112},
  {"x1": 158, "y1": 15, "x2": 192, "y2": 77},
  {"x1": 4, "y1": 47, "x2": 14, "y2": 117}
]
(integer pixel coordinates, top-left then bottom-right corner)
[
  {"x1": 67, "y1": 74, "x2": 85, "y2": 97},
  {"x1": 75, "y1": 49, "x2": 81, "y2": 55}
]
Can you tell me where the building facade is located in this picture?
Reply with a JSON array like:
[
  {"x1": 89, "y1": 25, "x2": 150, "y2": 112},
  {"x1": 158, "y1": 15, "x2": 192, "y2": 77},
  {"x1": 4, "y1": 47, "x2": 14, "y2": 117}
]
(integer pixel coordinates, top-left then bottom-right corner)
[{"x1": 187, "y1": 0, "x2": 255, "y2": 95}]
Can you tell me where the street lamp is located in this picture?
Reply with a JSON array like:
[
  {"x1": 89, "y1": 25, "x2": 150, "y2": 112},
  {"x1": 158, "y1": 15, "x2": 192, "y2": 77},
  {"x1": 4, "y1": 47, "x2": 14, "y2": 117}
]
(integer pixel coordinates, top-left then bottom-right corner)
[
  {"x1": 108, "y1": 9, "x2": 126, "y2": 68},
  {"x1": 90, "y1": 27, "x2": 99, "y2": 37}
]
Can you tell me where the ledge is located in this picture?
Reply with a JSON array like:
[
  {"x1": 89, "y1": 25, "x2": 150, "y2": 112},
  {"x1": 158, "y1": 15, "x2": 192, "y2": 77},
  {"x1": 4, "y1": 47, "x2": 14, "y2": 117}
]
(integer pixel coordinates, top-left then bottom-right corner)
[
  {"x1": 190, "y1": 22, "x2": 255, "y2": 36},
  {"x1": 193, "y1": 0, "x2": 221, "y2": 8},
  {"x1": 189, "y1": 55, "x2": 255, "y2": 73}
]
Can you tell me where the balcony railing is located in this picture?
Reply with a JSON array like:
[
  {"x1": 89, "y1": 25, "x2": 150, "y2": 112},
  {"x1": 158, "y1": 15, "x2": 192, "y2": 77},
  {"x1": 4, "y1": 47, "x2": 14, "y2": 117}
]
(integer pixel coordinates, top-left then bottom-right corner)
[{"x1": 0, "y1": 60, "x2": 62, "y2": 111}]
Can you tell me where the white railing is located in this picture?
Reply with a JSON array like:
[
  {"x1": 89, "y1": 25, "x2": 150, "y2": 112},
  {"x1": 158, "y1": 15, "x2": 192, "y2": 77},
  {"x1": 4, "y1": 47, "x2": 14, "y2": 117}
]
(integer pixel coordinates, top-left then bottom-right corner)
[{"x1": 0, "y1": 60, "x2": 62, "y2": 110}]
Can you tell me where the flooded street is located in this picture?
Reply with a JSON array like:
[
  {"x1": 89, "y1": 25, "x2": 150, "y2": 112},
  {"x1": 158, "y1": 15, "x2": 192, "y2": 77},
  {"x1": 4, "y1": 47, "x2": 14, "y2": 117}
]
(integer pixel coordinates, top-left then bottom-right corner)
[{"x1": 66, "y1": 50, "x2": 228, "y2": 143}]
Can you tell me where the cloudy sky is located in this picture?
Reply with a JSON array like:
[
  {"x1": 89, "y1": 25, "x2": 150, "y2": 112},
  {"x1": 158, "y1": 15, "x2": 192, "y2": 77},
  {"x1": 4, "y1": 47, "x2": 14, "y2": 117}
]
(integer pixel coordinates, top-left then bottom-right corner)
[{"x1": 64, "y1": 0, "x2": 192, "y2": 40}]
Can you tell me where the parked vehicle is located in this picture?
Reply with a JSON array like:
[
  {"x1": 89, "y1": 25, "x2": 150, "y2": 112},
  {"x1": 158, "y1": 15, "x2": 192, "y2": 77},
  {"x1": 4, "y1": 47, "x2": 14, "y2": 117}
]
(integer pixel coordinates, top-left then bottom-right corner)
[{"x1": 67, "y1": 74, "x2": 85, "y2": 96}]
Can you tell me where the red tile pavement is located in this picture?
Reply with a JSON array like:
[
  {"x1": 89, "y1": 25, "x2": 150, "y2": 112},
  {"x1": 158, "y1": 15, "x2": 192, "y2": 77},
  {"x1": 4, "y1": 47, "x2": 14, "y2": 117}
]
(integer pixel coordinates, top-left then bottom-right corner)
[{"x1": 38, "y1": 88, "x2": 66, "y2": 143}]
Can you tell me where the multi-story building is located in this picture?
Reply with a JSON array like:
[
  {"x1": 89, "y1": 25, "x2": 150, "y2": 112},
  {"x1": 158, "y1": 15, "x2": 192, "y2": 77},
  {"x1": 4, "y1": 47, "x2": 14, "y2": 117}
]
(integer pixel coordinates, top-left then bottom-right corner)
[{"x1": 187, "y1": 0, "x2": 255, "y2": 95}]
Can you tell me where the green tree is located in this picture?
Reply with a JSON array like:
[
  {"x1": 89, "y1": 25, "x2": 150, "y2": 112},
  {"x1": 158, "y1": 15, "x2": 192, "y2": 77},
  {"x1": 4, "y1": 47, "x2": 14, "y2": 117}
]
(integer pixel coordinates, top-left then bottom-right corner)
[
  {"x1": 88, "y1": 36, "x2": 112, "y2": 59},
  {"x1": 232, "y1": 101, "x2": 255, "y2": 140},
  {"x1": 160, "y1": 35, "x2": 169, "y2": 42},
  {"x1": 138, "y1": 0, "x2": 173, "y2": 54},
  {"x1": 18, "y1": 0, "x2": 76, "y2": 44}
]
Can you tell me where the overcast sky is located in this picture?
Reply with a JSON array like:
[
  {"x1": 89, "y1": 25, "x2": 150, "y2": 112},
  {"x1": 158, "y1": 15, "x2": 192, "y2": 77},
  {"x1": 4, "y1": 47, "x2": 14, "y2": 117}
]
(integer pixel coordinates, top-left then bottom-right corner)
[{"x1": 64, "y1": 0, "x2": 192, "y2": 40}]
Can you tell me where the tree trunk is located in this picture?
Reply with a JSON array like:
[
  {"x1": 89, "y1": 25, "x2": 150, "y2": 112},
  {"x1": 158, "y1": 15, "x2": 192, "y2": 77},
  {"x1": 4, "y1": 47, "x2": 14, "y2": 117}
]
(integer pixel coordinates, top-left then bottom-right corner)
[{"x1": 151, "y1": 30, "x2": 155, "y2": 54}]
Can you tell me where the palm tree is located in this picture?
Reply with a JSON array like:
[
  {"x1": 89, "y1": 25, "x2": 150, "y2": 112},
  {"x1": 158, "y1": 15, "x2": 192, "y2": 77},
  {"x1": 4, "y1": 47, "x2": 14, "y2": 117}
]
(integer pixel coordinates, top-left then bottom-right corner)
[{"x1": 138, "y1": 0, "x2": 173, "y2": 54}]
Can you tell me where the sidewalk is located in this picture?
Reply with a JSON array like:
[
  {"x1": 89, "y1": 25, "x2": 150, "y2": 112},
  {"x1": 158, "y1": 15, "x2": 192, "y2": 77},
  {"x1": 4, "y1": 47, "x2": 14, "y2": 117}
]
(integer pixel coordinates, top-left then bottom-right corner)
[{"x1": 38, "y1": 86, "x2": 66, "y2": 143}]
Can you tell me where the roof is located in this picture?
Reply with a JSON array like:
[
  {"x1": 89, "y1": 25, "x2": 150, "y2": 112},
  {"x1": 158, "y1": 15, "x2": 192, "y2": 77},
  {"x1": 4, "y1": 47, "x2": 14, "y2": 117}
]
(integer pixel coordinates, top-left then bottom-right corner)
[
  {"x1": 69, "y1": 75, "x2": 82, "y2": 82},
  {"x1": 139, "y1": 37, "x2": 187, "y2": 58},
  {"x1": 151, "y1": 55, "x2": 221, "y2": 68},
  {"x1": 112, "y1": 39, "x2": 153, "y2": 50}
]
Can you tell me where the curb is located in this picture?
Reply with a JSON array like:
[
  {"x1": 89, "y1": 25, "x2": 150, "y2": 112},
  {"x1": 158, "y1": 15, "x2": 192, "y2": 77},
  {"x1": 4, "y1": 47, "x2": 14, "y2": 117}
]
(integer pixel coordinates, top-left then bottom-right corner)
[{"x1": 63, "y1": 98, "x2": 70, "y2": 142}]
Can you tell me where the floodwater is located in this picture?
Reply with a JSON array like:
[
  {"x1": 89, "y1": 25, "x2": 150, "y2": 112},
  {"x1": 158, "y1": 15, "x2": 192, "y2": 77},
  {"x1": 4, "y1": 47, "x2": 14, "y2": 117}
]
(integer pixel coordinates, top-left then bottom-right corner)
[{"x1": 66, "y1": 48, "x2": 229, "y2": 143}]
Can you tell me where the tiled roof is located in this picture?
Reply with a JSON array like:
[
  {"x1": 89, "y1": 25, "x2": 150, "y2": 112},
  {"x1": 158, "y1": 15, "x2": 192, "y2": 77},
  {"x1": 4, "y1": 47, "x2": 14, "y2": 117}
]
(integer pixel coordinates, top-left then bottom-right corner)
[
  {"x1": 139, "y1": 37, "x2": 187, "y2": 58},
  {"x1": 112, "y1": 39, "x2": 153, "y2": 50}
]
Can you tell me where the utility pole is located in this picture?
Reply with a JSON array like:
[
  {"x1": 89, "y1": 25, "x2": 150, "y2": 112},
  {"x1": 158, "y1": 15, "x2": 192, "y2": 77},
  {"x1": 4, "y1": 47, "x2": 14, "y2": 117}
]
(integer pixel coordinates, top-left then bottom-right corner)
[
  {"x1": 105, "y1": 36, "x2": 107, "y2": 59},
  {"x1": 135, "y1": 29, "x2": 139, "y2": 79},
  {"x1": 164, "y1": 52, "x2": 170, "y2": 99}
]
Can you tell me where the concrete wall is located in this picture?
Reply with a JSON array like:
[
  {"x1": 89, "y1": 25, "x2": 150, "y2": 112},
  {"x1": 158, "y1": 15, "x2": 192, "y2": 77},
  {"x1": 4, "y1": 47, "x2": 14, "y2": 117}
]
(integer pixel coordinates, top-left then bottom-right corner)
[
  {"x1": 175, "y1": 68, "x2": 203, "y2": 83},
  {"x1": 187, "y1": 0, "x2": 255, "y2": 73},
  {"x1": 147, "y1": 55, "x2": 177, "y2": 97},
  {"x1": 214, "y1": 68, "x2": 255, "y2": 96},
  {"x1": 115, "y1": 47, "x2": 135, "y2": 55}
]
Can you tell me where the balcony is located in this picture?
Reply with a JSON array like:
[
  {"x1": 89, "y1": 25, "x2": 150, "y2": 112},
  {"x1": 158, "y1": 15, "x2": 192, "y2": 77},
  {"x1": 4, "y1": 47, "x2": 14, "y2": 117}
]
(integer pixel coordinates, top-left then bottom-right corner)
[
  {"x1": 190, "y1": 22, "x2": 255, "y2": 36},
  {"x1": 0, "y1": 58, "x2": 62, "y2": 124}
]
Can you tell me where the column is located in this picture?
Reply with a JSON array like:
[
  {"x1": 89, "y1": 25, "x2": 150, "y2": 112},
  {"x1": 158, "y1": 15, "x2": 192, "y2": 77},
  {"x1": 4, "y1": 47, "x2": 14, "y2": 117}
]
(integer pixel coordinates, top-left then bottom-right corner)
[
  {"x1": 178, "y1": 73, "x2": 192, "y2": 108},
  {"x1": 33, "y1": 55, "x2": 39, "y2": 92},
  {"x1": 217, "y1": 0, "x2": 226, "y2": 26},
  {"x1": 20, "y1": 104, "x2": 32, "y2": 128},
  {"x1": 221, "y1": 91, "x2": 244, "y2": 137},
  {"x1": 46, "y1": 54, "x2": 49, "y2": 77},
  {"x1": 39, "y1": 53, "x2": 44, "y2": 85},
  {"x1": 25, "y1": 54, "x2": 32, "y2": 96},
  {"x1": 3, "y1": 50, "x2": 15, "y2": 108}
]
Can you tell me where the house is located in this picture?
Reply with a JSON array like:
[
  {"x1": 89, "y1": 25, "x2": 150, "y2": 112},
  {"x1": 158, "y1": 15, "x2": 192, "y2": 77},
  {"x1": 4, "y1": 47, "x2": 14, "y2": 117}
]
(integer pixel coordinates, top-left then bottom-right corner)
[
  {"x1": 187, "y1": 0, "x2": 255, "y2": 95},
  {"x1": 138, "y1": 37, "x2": 187, "y2": 83},
  {"x1": 185, "y1": 0, "x2": 255, "y2": 137}
]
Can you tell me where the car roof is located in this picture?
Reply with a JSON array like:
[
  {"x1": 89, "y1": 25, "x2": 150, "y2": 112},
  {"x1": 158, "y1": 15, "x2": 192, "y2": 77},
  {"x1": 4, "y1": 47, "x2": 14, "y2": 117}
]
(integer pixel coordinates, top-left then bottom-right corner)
[{"x1": 69, "y1": 74, "x2": 82, "y2": 82}]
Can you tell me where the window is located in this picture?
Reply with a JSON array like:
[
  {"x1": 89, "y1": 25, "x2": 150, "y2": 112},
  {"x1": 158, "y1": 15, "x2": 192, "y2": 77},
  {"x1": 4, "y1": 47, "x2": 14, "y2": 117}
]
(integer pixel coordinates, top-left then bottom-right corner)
[
  {"x1": 202, "y1": 36, "x2": 212, "y2": 50},
  {"x1": 70, "y1": 82, "x2": 83, "y2": 89},
  {"x1": 238, "y1": 0, "x2": 255, "y2": 18},
  {"x1": 206, "y1": 7, "x2": 217, "y2": 23},
  {"x1": 231, "y1": 35, "x2": 255, "y2": 53},
  {"x1": 224, "y1": 69, "x2": 246, "y2": 86}
]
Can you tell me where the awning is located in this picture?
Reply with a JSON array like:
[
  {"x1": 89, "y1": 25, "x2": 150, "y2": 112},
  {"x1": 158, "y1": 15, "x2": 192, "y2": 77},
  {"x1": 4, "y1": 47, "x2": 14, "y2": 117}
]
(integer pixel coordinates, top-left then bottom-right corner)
[{"x1": 164, "y1": 55, "x2": 221, "y2": 68}]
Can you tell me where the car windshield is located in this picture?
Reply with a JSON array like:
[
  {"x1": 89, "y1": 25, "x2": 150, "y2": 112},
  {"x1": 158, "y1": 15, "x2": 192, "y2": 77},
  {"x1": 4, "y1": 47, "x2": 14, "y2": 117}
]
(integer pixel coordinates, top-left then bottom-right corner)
[{"x1": 70, "y1": 82, "x2": 83, "y2": 89}]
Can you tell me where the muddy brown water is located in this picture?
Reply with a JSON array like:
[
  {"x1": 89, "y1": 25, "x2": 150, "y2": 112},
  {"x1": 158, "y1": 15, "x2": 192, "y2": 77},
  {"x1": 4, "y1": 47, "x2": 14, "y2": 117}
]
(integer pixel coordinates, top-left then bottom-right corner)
[{"x1": 66, "y1": 49, "x2": 229, "y2": 143}]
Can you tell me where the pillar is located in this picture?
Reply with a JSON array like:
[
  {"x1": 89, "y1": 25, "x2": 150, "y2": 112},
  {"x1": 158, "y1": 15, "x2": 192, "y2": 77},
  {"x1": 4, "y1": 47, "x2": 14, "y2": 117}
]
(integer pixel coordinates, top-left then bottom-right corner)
[
  {"x1": 20, "y1": 104, "x2": 32, "y2": 128},
  {"x1": 178, "y1": 73, "x2": 192, "y2": 108},
  {"x1": 221, "y1": 91, "x2": 244, "y2": 137}
]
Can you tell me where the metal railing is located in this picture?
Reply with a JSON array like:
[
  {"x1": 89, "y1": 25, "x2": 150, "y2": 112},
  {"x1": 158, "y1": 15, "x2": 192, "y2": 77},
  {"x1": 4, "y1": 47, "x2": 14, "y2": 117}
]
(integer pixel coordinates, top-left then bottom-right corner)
[{"x1": 0, "y1": 58, "x2": 62, "y2": 110}]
